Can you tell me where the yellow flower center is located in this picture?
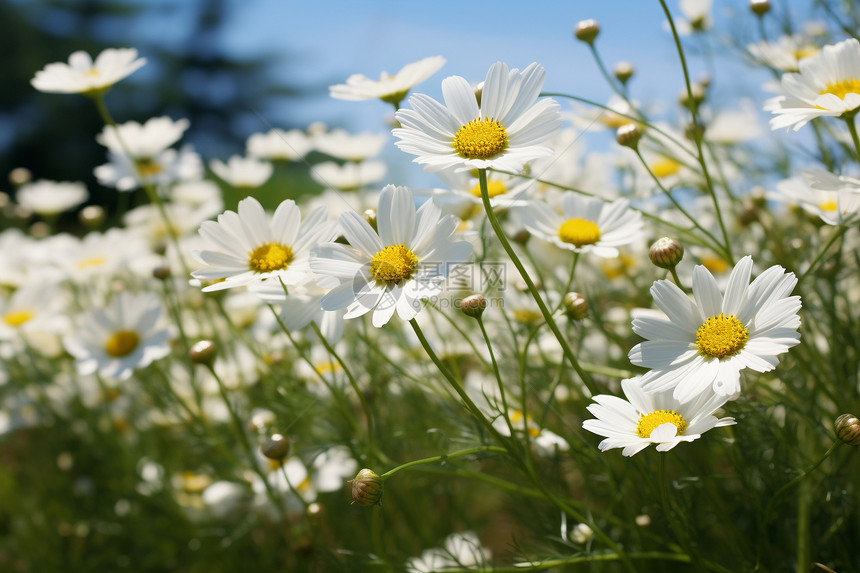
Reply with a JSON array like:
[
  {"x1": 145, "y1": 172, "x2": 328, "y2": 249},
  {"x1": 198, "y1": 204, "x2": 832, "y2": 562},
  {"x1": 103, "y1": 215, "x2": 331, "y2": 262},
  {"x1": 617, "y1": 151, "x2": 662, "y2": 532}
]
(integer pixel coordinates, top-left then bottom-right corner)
[
  {"x1": 558, "y1": 218, "x2": 601, "y2": 247},
  {"x1": 820, "y1": 78, "x2": 860, "y2": 102},
  {"x1": 105, "y1": 330, "x2": 140, "y2": 358},
  {"x1": 636, "y1": 410, "x2": 688, "y2": 438},
  {"x1": 470, "y1": 180, "x2": 507, "y2": 198},
  {"x1": 3, "y1": 310, "x2": 34, "y2": 327},
  {"x1": 136, "y1": 159, "x2": 163, "y2": 177},
  {"x1": 85, "y1": 69, "x2": 101, "y2": 77},
  {"x1": 818, "y1": 198, "x2": 838, "y2": 212},
  {"x1": 453, "y1": 117, "x2": 508, "y2": 160},
  {"x1": 369, "y1": 244, "x2": 418, "y2": 286},
  {"x1": 696, "y1": 313, "x2": 749, "y2": 359},
  {"x1": 651, "y1": 157, "x2": 682, "y2": 178},
  {"x1": 512, "y1": 309, "x2": 543, "y2": 323},
  {"x1": 248, "y1": 242, "x2": 294, "y2": 273},
  {"x1": 77, "y1": 256, "x2": 106, "y2": 270},
  {"x1": 600, "y1": 114, "x2": 634, "y2": 129},
  {"x1": 600, "y1": 253, "x2": 636, "y2": 279},
  {"x1": 700, "y1": 257, "x2": 730, "y2": 275},
  {"x1": 794, "y1": 46, "x2": 818, "y2": 60}
]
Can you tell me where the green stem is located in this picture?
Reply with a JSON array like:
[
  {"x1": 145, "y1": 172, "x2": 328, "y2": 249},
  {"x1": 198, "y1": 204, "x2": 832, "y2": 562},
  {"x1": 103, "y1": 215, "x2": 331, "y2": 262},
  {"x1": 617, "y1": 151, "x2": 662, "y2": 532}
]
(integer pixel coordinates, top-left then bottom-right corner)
[
  {"x1": 658, "y1": 0, "x2": 734, "y2": 262},
  {"x1": 634, "y1": 149, "x2": 729, "y2": 261},
  {"x1": 476, "y1": 316, "x2": 516, "y2": 438},
  {"x1": 763, "y1": 441, "x2": 841, "y2": 523},
  {"x1": 843, "y1": 114, "x2": 860, "y2": 165},
  {"x1": 380, "y1": 446, "x2": 508, "y2": 479},
  {"x1": 205, "y1": 363, "x2": 287, "y2": 520},
  {"x1": 433, "y1": 551, "x2": 733, "y2": 573},
  {"x1": 477, "y1": 169, "x2": 597, "y2": 395},
  {"x1": 797, "y1": 227, "x2": 848, "y2": 286},
  {"x1": 309, "y1": 321, "x2": 376, "y2": 466},
  {"x1": 660, "y1": 455, "x2": 705, "y2": 572}
]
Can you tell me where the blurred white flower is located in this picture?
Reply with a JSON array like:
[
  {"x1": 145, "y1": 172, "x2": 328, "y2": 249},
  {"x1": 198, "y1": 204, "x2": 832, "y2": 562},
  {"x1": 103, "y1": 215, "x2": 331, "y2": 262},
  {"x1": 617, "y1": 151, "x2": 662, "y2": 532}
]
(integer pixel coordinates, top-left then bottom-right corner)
[
  {"x1": 246, "y1": 128, "x2": 314, "y2": 161},
  {"x1": 63, "y1": 291, "x2": 172, "y2": 381},
  {"x1": 209, "y1": 155, "x2": 273, "y2": 189},
  {"x1": 31, "y1": 48, "x2": 146, "y2": 95},
  {"x1": 313, "y1": 129, "x2": 388, "y2": 162},
  {"x1": 16, "y1": 180, "x2": 88, "y2": 216},
  {"x1": 310, "y1": 160, "x2": 387, "y2": 191},
  {"x1": 330, "y1": 55, "x2": 446, "y2": 106}
]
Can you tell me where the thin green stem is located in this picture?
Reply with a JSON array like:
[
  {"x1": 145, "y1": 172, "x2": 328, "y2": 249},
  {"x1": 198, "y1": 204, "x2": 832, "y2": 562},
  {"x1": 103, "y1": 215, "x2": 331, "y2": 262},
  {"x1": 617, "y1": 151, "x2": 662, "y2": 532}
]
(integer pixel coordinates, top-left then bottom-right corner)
[
  {"x1": 380, "y1": 446, "x2": 508, "y2": 479},
  {"x1": 658, "y1": 0, "x2": 734, "y2": 262},
  {"x1": 763, "y1": 441, "x2": 842, "y2": 523},
  {"x1": 309, "y1": 321, "x2": 376, "y2": 466},
  {"x1": 844, "y1": 114, "x2": 860, "y2": 165},
  {"x1": 660, "y1": 455, "x2": 704, "y2": 572},
  {"x1": 634, "y1": 149, "x2": 729, "y2": 261},
  {"x1": 477, "y1": 169, "x2": 597, "y2": 395},
  {"x1": 797, "y1": 227, "x2": 848, "y2": 286},
  {"x1": 476, "y1": 317, "x2": 515, "y2": 437}
]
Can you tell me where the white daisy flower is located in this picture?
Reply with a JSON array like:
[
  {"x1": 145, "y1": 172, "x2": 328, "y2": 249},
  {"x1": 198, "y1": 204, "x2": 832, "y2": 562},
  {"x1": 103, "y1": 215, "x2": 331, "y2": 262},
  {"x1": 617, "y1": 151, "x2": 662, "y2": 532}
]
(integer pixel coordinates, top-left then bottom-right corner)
[
  {"x1": 747, "y1": 35, "x2": 819, "y2": 73},
  {"x1": 31, "y1": 48, "x2": 146, "y2": 95},
  {"x1": 430, "y1": 167, "x2": 536, "y2": 218},
  {"x1": 95, "y1": 144, "x2": 203, "y2": 191},
  {"x1": 16, "y1": 180, "x2": 88, "y2": 216},
  {"x1": 628, "y1": 256, "x2": 802, "y2": 403},
  {"x1": 330, "y1": 56, "x2": 446, "y2": 106},
  {"x1": 63, "y1": 291, "x2": 172, "y2": 381},
  {"x1": 311, "y1": 184, "x2": 472, "y2": 327},
  {"x1": 313, "y1": 129, "x2": 388, "y2": 162},
  {"x1": 393, "y1": 61, "x2": 561, "y2": 173},
  {"x1": 770, "y1": 172, "x2": 860, "y2": 226},
  {"x1": 0, "y1": 282, "x2": 69, "y2": 342},
  {"x1": 191, "y1": 197, "x2": 338, "y2": 292},
  {"x1": 765, "y1": 38, "x2": 860, "y2": 131},
  {"x1": 209, "y1": 155, "x2": 273, "y2": 189},
  {"x1": 310, "y1": 160, "x2": 387, "y2": 191},
  {"x1": 97, "y1": 116, "x2": 190, "y2": 157},
  {"x1": 675, "y1": 0, "x2": 713, "y2": 34},
  {"x1": 246, "y1": 128, "x2": 313, "y2": 162},
  {"x1": 520, "y1": 192, "x2": 644, "y2": 258},
  {"x1": 582, "y1": 376, "x2": 735, "y2": 457}
]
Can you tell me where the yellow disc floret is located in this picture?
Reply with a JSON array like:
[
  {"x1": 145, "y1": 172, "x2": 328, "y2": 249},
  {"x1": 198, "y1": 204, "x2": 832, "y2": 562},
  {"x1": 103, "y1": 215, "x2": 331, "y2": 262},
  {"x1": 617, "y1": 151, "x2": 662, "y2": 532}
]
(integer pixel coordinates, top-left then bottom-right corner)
[
  {"x1": 136, "y1": 159, "x2": 164, "y2": 177},
  {"x1": 248, "y1": 242, "x2": 294, "y2": 273},
  {"x1": 369, "y1": 244, "x2": 418, "y2": 286},
  {"x1": 470, "y1": 180, "x2": 507, "y2": 198},
  {"x1": 818, "y1": 198, "x2": 838, "y2": 212},
  {"x1": 105, "y1": 330, "x2": 140, "y2": 358},
  {"x1": 558, "y1": 218, "x2": 601, "y2": 247},
  {"x1": 821, "y1": 78, "x2": 860, "y2": 102},
  {"x1": 651, "y1": 157, "x2": 682, "y2": 178},
  {"x1": 636, "y1": 410, "x2": 688, "y2": 438},
  {"x1": 696, "y1": 313, "x2": 749, "y2": 359},
  {"x1": 453, "y1": 117, "x2": 508, "y2": 160},
  {"x1": 3, "y1": 310, "x2": 34, "y2": 327}
]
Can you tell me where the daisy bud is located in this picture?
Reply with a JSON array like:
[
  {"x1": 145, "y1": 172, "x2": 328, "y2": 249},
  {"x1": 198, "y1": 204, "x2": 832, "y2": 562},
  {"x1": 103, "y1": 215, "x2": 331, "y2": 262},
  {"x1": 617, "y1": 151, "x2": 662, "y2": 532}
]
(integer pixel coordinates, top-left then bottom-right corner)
[
  {"x1": 635, "y1": 514, "x2": 651, "y2": 527},
  {"x1": 152, "y1": 265, "x2": 171, "y2": 281},
  {"x1": 563, "y1": 292, "x2": 588, "y2": 321},
  {"x1": 79, "y1": 205, "x2": 105, "y2": 229},
  {"x1": 29, "y1": 222, "x2": 49, "y2": 238},
  {"x1": 613, "y1": 61, "x2": 635, "y2": 85},
  {"x1": 679, "y1": 83, "x2": 706, "y2": 111},
  {"x1": 189, "y1": 340, "x2": 218, "y2": 366},
  {"x1": 574, "y1": 19, "x2": 600, "y2": 45},
  {"x1": 512, "y1": 228, "x2": 531, "y2": 244},
  {"x1": 649, "y1": 237, "x2": 684, "y2": 269},
  {"x1": 749, "y1": 0, "x2": 770, "y2": 16},
  {"x1": 350, "y1": 468, "x2": 383, "y2": 506},
  {"x1": 260, "y1": 433, "x2": 291, "y2": 460},
  {"x1": 570, "y1": 523, "x2": 593, "y2": 544},
  {"x1": 8, "y1": 167, "x2": 32, "y2": 187},
  {"x1": 458, "y1": 294, "x2": 487, "y2": 319},
  {"x1": 616, "y1": 123, "x2": 643, "y2": 149},
  {"x1": 835, "y1": 414, "x2": 860, "y2": 446}
]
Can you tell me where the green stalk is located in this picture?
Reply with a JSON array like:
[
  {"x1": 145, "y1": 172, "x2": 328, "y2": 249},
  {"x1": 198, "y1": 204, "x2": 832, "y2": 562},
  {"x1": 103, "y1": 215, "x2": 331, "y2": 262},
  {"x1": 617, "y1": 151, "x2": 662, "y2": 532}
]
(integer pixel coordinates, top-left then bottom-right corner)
[
  {"x1": 380, "y1": 446, "x2": 508, "y2": 479},
  {"x1": 476, "y1": 169, "x2": 597, "y2": 395}
]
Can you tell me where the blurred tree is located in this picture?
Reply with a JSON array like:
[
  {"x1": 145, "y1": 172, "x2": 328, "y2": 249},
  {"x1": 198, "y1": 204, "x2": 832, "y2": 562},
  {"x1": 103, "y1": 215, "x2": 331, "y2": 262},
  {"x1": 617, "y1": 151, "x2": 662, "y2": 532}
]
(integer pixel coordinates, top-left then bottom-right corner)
[{"x1": 0, "y1": 0, "x2": 305, "y2": 216}]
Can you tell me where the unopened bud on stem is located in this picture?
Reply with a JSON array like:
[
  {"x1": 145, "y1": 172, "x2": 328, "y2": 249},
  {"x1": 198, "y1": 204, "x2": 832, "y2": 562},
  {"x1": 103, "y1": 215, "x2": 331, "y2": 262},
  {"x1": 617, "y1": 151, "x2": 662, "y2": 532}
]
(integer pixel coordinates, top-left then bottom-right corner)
[
  {"x1": 458, "y1": 294, "x2": 487, "y2": 319},
  {"x1": 574, "y1": 19, "x2": 600, "y2": 45},
  {"x1": 835, "y1": 414, "x2": 860, "y2": 446},
  {"x1": 350, "y1": 468, "x2": 383, "y2": 506},
  {"x1": 649, "y1": 237, "x2": 684, "y2": 269}
]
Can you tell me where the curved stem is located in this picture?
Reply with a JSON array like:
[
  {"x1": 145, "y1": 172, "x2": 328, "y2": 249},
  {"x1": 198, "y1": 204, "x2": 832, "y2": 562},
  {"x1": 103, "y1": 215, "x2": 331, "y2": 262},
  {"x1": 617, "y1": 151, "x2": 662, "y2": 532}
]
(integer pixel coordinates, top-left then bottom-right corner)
[
  {"x1": 843, "y1": 114, "x2": 860, "y2": 165},
  {"x1": 658, "y1": 0, "x2": 734, "y2": 262},
  {"x1": 380, "y1": 446, "x2": 508, "y2": 479},
  {"x1": 477, "y1": 169, "x2": 597, "y2": 395},
  {"x1": 797, "y1": 227, "x2": 848, "y2": 286},
  {"x1": 763, "y1": 441, "x2": 842, "y2": 523}
]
